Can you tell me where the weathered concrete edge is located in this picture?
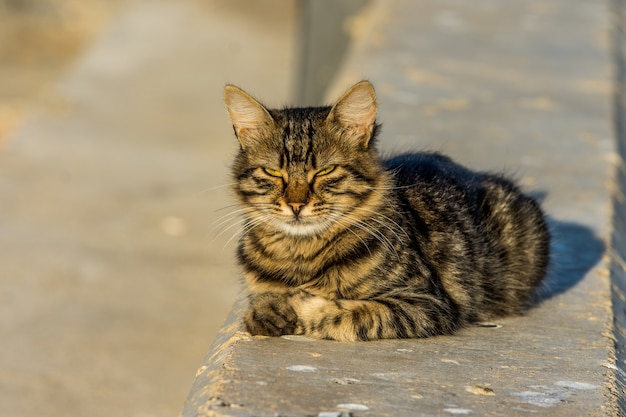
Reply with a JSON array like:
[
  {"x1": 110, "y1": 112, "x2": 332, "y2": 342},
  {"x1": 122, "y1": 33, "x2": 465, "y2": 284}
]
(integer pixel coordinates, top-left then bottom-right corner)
[
  {"x1": 610, "y1": 0, "x2": 626, "y2": 413},
  {"x1": 181, "y1": 295, "x2": 247, "y2": 417}
]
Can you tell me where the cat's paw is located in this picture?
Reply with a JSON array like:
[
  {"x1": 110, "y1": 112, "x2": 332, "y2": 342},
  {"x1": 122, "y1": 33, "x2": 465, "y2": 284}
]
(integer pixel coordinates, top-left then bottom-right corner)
[{"x1": 244, "y1": 293, "x2": 298, "y2": 337}]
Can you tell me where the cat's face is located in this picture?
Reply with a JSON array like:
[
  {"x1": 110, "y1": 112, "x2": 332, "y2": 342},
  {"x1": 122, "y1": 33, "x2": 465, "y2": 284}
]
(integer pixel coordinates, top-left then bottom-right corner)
[{"x1": 225, "y1": 81, "x2": 386, "y2": 237}]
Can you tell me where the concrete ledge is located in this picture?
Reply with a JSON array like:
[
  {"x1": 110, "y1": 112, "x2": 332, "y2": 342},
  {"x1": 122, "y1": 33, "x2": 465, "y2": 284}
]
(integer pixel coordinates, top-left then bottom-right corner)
[
  {"x1": 610, "y1": 0, "x2": 626, "y2": 411},
  {"x1": 183, "y1": 0, "x2": 625, "y2": 415}
]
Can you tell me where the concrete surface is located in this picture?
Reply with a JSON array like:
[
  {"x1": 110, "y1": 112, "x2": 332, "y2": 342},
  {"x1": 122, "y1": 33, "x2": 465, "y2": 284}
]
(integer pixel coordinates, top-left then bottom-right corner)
[
  {"x1": 0, "y1": 1, "x2": 296, "y2": 416},
  {"x1": 183, "y1": 0, "x2": 625, "y2": 416},
  {"x1": 611, "y1": 0, "x2": 626, "y2": 410}
]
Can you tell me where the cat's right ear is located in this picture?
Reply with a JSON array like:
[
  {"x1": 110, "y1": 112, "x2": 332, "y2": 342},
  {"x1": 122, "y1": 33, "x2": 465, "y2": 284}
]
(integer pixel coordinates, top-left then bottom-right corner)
[
  {"x1": 224, "y1": 85, "x2": 275, "y2": 149},
  {"x1": 326, "y1": 80, "x2": 378, "y2": 148}
]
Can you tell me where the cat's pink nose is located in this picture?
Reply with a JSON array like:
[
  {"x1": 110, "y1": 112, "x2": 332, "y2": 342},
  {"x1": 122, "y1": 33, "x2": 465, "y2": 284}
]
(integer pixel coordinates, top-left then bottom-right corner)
[{"x1": 288, "y1": 202, "x2": 304, "y2": 215}]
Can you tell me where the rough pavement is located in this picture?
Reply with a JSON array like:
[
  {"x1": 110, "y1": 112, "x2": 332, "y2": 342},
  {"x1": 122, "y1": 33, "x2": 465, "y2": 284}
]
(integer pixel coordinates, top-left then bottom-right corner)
[{"x1": 0, "y1": 1, "x2": 296, "y2": 416}]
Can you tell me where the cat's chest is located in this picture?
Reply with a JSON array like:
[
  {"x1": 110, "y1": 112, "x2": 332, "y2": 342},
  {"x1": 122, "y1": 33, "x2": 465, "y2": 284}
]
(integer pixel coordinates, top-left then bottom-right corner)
[
  {"x1": 242, "y1": 224, "x2": 389, "y2": 297},
  {"x1": 251, "y1": 232, "x2": 331, "y2": 262}
]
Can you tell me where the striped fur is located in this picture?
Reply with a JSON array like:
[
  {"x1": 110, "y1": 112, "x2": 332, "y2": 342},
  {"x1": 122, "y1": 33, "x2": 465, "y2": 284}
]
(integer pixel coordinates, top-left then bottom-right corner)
[{"x1": 223, "y1": 81, "x2": 550, "y2": 342}]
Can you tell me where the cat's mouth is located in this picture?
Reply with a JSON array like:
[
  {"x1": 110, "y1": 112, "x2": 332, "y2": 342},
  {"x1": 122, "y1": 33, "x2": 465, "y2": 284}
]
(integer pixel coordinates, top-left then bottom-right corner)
[{"x1": 277, "y1": 216, "x2": 331, "y2": 237}]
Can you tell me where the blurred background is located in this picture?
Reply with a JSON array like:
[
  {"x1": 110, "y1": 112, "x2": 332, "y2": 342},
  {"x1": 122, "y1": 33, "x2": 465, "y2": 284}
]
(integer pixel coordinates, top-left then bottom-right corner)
[{"x1": 0, "y1": 0, "x2": 368, "y2": 416}]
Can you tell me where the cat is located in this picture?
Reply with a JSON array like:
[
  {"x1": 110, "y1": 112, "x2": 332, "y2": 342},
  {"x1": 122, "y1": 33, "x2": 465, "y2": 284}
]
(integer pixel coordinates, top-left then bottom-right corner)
[{"x1": 222, "y1": 80, "x2": 550, "y2": 342}]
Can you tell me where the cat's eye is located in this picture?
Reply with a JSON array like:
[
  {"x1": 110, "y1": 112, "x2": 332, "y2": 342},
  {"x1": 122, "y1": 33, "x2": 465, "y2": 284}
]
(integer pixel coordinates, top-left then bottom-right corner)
[
  {"x1": 263, "y1": 167, "x2": 283, "y2": 178},
  {"x1": 316, "y1": 165, "x2": 336, "y2": 177}
]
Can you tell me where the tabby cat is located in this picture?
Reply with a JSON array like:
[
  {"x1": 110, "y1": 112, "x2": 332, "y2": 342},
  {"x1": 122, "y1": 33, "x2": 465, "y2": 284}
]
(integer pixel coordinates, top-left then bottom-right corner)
[{"x1": 223, "y1": 81, "x2": 550, "y2": 342}]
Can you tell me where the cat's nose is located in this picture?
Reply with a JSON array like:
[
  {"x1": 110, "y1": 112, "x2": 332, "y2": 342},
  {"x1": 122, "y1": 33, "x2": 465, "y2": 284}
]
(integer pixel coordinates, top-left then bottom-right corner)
[{"x1": 288, "y1": 202, "x2": 304, "y2": 215}]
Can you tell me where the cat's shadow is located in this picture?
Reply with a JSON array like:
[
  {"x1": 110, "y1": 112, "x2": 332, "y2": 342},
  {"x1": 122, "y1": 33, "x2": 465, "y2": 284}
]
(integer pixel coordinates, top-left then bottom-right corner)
[{"x1": 534, "y1": 217, "x2": 605, "y2": 302}]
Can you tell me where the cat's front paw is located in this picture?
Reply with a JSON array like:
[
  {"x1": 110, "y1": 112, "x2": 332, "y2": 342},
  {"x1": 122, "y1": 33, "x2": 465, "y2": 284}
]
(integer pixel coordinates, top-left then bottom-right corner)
[{"x1": 244, "y1": 293, "x2": 298, "y2": 337}]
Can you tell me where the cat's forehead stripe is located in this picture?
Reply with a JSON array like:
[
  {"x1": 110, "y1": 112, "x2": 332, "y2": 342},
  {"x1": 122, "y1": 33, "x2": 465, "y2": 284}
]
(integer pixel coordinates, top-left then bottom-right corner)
[{"x1": 283, "y1": 114, "x2": 315, "y2": 166}]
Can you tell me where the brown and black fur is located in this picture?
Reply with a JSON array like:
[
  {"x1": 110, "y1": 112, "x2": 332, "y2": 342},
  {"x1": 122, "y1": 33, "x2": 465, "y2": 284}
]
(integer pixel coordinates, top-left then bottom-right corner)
[{"x1": 223, "y1": 81, "x2": 550, "y2": 342}]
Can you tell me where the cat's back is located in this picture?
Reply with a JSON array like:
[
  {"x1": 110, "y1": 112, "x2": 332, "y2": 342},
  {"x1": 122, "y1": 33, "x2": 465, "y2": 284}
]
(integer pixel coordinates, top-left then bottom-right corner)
[
  {"x1": 383, "y1": 151, "x2": 550, "y2": 318},
  {"x1": 384, "y1": 151, "x2": 488, "y2": 191},
  {"x1": 383, "y1": 151, "x2": 533, "y2": 214},
  {"x1": 383, "y1": 151, "x2": 493, "y2": 221}
]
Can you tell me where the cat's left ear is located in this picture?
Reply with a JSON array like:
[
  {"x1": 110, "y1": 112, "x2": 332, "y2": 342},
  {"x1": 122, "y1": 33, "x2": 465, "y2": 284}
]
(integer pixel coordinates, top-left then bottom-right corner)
[
  {"x1": 224, "y1": 85, "x2": 275, "y2": 149},
  {"x1": 326, "y1": 80, "x2": 378, "y2": 148}
]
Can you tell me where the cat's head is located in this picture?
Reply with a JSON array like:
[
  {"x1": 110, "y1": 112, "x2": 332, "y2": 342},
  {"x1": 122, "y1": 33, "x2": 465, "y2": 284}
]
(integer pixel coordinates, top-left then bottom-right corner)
[{"x1": 224, "y1": 81, "x2": 390, "y2": 237}]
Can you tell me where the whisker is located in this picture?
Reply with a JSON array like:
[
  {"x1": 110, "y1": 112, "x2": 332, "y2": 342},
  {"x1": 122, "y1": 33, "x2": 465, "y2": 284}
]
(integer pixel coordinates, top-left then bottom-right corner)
[
  {"x1": 201, "y1": 183, "x2": 237, "y2": 194},
  {"x1": 211, "y1": 206, "x2": 254, "y2": 222},
  {"x1": 223, "y1": 214, "x2": 273, "y2": 249},
  {"x1": 364, "y1": 183, "x2": 417, "y2": 190},
  {"x1": 214, "y1": 202, "x2": 273, "y2": 212},
  {"x1": 214, "y1": 203, "x2": 242, "y2": 213},
  {"x1": 212, "y1": 217, "x2": 248, "y2": 241},
  {"x1": 325, "y1": 213, "x2": 373, "y2": 256},
  {"x1": 332, "y1": 203, "x2": 410, "y2": 244},
  {"x1": 351, "y1": 206, "x2": 410, "y2": 241},
  {"x1": 209, "y1": 207, "x2": 262, "y2": 236},
  {"x1": 338, "y1": 212, "x2": 400, "y2": 260},
  {"x1": 210, "y1": 206, "x2": 260, "y2": 226}
]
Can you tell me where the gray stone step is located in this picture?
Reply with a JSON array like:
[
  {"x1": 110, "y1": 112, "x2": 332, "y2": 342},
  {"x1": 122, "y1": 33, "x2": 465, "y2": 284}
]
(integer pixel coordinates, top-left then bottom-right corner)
[{"x1": 182, "y1": 0, "x2": 625, "y2": 415}]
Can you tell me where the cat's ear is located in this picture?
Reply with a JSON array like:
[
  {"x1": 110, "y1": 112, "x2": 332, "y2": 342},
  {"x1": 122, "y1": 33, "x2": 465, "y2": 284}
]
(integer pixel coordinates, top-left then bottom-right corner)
[
  {"x1": 224, "y1": 85, "x2": 275, "y2": 149},
  {"x1": 326, "y1": 80, "x2": 378, "y2": 148}
]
